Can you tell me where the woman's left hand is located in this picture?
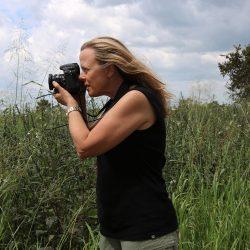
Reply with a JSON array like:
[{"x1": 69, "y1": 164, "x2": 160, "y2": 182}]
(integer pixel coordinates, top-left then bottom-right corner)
[{"x1": 52, "y1": 81, "x2": 78, "y2": 106}]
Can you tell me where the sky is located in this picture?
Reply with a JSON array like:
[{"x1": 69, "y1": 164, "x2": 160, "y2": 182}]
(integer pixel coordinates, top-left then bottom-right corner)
[{"x1": 0, "y1": 0, "x2": 249, "y2": 106}]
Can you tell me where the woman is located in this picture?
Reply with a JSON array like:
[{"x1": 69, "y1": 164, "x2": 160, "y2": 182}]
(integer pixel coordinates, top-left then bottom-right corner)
[{"x1": 53, "y1": 36, "x2": 179, "y2": 250}]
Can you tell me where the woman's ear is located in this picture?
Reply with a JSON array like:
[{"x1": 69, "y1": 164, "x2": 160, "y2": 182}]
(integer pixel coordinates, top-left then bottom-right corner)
[{"x1": 107, "y1": 64, "x2": 116, "y2": 78}]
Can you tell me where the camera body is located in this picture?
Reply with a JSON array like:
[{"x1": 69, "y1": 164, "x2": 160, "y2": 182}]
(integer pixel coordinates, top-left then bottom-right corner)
[{"x1": 48, "y1": 63, "x2": 81, "y2": 95}]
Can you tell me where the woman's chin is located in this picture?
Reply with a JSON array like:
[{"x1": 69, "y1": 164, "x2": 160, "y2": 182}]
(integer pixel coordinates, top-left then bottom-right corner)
[
  {"x1": 87, "y1": 88, "x2": 101, "y2": 97},
  {"x1": 86, "y1": 89, "x2": 92, "y2": 96},
  {"x1": 87, "y1": 90, "x2": 97, "y2": 97}
]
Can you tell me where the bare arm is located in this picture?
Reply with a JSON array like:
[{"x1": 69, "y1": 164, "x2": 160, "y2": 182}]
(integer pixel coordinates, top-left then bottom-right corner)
[{"x1": 69, "y1": 90, "x2": 155, "y2": 159}]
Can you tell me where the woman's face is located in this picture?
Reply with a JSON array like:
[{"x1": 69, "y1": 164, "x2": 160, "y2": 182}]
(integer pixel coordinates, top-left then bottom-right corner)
[{"x1": 79, "y1": 47, "x2": 109, "y2": 97}]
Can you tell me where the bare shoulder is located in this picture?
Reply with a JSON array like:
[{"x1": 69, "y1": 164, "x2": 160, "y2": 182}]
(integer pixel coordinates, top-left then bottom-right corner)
[
  {"x1": 116, "y1": 89, "x2": 152, "y2": 109},
  {"x1": 111, "y1": 89, "x2": 156, "y2": 129}
]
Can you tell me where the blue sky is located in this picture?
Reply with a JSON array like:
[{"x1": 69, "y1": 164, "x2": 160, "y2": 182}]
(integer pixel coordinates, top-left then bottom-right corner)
[{"x1": 0, "y1": 0, "x2": 249, "y2": 105}]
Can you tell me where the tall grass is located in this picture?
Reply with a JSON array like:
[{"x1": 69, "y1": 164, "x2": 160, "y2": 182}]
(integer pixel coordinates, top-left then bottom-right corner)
[
  {"x1": 0, "y1": 100, "x2": 249, "y2": 249},
  {"x1": 0, "y1": 104, "x2": 99, "y2": 249},
  {"x1": 166, "y1": 100, "x2": 249, "y2": 249}
]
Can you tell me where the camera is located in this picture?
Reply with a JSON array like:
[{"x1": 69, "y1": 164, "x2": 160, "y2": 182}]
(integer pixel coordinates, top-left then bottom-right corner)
[{"x1": 48, "y1": 63, "x2": 81, "y2": 95}]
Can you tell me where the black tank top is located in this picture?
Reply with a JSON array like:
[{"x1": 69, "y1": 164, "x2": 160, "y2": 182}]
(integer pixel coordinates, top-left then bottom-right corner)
[{"x1": 96, "y1": 81, "x2": 178, "y2": 240}]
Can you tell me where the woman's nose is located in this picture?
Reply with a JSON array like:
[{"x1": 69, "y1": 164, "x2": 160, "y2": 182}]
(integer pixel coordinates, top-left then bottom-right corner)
[{"x1": 79, "y1": 73, "x2": 86, "y2": 84}]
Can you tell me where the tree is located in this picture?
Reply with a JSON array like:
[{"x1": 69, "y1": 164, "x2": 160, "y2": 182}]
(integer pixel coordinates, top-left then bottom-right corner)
[{"x1": 218, "y1": 44, "x2": 250, "y2": 101}]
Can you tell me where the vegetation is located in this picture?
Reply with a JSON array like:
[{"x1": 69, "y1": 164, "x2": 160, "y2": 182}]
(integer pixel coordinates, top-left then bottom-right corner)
[
  {"x1": 0, "y1": 99, "x2": 249, "y2": 249},
  {"x1": 219, "y1": 44, "x2": 250, "y2": 101}
]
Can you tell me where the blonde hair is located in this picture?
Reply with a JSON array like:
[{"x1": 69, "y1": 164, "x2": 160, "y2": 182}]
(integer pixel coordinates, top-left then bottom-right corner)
[{"x1": 81, "y1": 36, "x2": 172, "y2": 117}]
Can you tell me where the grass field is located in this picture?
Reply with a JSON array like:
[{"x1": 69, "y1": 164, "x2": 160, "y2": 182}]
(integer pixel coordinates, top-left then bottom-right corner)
[{"x1": 0, "y1": 99, "x2": 249, "y2": 249}]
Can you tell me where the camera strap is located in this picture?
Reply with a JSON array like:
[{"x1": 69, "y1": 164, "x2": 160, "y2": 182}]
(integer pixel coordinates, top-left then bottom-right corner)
[{"x1": 87, "y1": 99, "x2": 113, "y2": 118}]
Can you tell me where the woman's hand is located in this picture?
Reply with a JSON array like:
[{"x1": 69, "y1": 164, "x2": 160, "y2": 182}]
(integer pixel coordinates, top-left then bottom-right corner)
[{"x1": 52, "y1": 81, "x2": 78, "y2": 106}]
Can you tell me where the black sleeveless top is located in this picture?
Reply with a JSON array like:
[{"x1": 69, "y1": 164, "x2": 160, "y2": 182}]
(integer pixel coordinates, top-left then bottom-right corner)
[{"x1": 96, "y1": 81, "x2": 178, "y2": 241}]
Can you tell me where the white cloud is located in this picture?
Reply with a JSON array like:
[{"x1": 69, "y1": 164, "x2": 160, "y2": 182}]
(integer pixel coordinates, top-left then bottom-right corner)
[
  {"x1": 0, "y1": 13, "x2": 12, "y2": 51},
  {"x1": 0, "y1": 0, "x2": 249, "y2": 104},
  {"x1": 201, "y1": 52, "x2": 226, "y2": 65}
]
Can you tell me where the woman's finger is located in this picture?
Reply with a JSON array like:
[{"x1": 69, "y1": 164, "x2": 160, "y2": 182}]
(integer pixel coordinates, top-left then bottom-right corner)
[{"x1": 52, "y1": 81, "x2": 61, "y2": 90}]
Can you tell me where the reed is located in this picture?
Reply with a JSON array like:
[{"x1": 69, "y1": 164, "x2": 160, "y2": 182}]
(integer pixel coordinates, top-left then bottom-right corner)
[{"x1": 0, "y1": 99, "x2": 249, "y2": 249}]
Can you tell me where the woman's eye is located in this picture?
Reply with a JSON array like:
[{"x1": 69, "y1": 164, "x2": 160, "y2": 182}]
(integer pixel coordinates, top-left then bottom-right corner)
[{"x1": 82, "y1": 67, "x2": 89, "y2": 73}]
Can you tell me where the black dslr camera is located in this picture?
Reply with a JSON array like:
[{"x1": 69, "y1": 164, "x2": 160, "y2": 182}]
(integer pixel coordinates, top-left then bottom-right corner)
[{"x1": 48, "y1": 63, "x2": 81, "y2": 95}]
